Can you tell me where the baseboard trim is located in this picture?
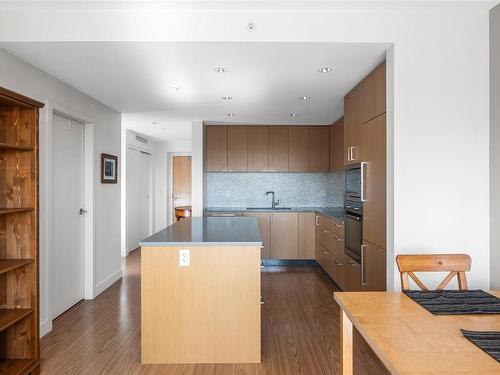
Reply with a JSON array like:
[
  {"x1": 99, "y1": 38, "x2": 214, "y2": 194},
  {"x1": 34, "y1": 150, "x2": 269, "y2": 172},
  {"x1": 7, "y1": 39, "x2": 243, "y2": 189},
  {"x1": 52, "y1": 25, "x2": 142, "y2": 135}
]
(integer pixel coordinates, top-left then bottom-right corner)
[
  {"x1": 40, "y1": 319, "x2": 53, "y2": 337},
  {"x1": 262, "y1": 259, "x2": 318, "y2": 266},
  {"x1": 94, "y1": 268, "x2": 122, "y2": 298}
]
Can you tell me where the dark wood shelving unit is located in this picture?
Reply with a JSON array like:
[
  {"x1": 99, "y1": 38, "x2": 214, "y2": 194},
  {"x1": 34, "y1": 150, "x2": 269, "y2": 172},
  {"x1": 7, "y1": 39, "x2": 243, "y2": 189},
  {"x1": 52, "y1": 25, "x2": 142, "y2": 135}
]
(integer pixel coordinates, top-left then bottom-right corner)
[{"x1": 0, "y1": 86, "x2": 44, "y2": 375}]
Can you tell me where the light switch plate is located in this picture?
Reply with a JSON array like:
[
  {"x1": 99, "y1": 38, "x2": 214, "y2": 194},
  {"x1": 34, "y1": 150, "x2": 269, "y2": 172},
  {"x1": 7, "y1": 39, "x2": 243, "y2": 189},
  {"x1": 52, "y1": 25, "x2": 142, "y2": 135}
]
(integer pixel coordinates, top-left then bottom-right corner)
[{"x1": 179, "y1": 249, "x2": 190, "y2": 266}]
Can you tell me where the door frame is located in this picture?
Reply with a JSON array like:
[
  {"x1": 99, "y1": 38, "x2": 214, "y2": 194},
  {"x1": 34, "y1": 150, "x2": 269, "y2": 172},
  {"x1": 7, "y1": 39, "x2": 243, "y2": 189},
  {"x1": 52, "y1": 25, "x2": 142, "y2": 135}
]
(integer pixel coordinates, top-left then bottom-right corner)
[
  {"x1": 41, "y1": 102, "x2": 95, "y2": 332},
  {"x1": 168, "y1": 152, "x2": 192, "y2": 226}
]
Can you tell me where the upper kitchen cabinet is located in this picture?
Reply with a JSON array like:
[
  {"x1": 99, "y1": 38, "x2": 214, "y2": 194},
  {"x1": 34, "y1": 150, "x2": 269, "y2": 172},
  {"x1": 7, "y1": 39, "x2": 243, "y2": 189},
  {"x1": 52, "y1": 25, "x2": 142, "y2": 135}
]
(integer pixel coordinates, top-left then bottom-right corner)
[
  {"x1": 247, "y1": 126, "x2": 269, "y2": 172},
  {"x1": 344, "y1": 84, "x2": 364, "y2": 165},
  {"x1": 362, "y1": 62, "x2": 386, "y2": 124},
  {"x1": 268, "y1": 126, "x2": 289, "y2": 172},
  {"x1": 289, "y1": 127, "x2": 309, "y2": 172},
  {"x1": 308, "y1": 127, "x2": 330, "y2": 172},
  {"x1": 205, "y1": 125, "x2": 228, "y2": 172},
  {"x1": 227, "y1": 126, "x2": 248, "y2": 172},
  {"x1": 330, "y1": 118, "x2": 344, "y2": 171},
  {"x1": 362, "y1": 113, "x2": 386, "y2": 249}
]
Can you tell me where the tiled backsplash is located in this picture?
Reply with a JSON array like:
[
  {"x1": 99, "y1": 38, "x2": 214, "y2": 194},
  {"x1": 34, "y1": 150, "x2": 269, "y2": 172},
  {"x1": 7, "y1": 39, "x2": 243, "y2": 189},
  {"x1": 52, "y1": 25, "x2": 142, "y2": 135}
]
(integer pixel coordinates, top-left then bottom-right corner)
[{"x1": 205, "y1": 172, "x2": 345, "y2": 208}]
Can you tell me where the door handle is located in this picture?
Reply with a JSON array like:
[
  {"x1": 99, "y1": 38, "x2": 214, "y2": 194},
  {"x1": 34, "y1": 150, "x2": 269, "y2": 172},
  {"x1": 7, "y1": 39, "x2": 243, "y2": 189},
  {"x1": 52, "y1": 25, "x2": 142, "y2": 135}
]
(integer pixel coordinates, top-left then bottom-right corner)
[
  {"x1": 79, "y1": 208, "x2": 88, "y2": 215},
  {"x1": 361, "y1": 244, "x2": 367, "y2": 286}
]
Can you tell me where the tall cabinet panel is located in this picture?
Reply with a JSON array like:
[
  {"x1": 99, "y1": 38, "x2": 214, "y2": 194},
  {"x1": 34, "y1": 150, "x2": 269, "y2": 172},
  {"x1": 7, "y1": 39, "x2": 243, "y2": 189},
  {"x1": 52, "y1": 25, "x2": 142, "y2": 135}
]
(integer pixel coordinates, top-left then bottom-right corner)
[
  {"x1": 344, "y1": 84, "x2": 364, "y2": 165},
  {"x1": 0, "y1": 86, "x2": 44, "y2": 375},
  {"x1": 288, "y1": 127, "x2": 309, "y2": 172},
  {"x1": 247, "y1": 126, "x2": 268, "y2": 172},
  {"x1": 362, "y1": 114, "x2": 386, "y2": 249},
  {"x1": 205, "y1": 126, "x2": 228, "y2": 172},
  {"x1": 227, "y1": 126, "x2": 248, "y2": 172}
]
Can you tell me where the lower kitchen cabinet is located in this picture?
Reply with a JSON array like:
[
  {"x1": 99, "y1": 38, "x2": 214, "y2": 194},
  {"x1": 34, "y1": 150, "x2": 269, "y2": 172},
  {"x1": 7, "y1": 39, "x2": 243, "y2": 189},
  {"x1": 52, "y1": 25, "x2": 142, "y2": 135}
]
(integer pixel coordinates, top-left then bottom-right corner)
[
  {"x1": 361, "y1": 241, "x2": 386, "y2": 291},
  {"x1": 244, "y1": 212, "x2": 271, "y2": 259},
  {"x1": 344, "y1": 257, "x2": 362, "y2": 291},
  {"x1": 271, "y1": 212, "x2": 298, "y2": 259},
  {"x1": 298, "y1": 212, "x2": 316, "y2": 259}
]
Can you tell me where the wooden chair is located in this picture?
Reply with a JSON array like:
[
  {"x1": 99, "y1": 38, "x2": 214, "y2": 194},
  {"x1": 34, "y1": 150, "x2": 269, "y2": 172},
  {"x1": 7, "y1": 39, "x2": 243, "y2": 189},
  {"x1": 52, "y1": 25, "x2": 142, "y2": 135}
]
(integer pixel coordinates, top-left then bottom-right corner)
[{"x1": 396, "y1": 254, "x2": 471, "y2": 291}]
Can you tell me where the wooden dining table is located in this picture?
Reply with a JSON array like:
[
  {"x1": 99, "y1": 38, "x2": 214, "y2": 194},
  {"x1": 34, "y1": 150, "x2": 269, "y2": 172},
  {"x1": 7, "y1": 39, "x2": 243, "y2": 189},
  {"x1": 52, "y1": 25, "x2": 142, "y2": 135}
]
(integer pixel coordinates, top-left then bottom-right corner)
[{"x1": 335, "y1": 291, "x2": 500, "y2": 374}]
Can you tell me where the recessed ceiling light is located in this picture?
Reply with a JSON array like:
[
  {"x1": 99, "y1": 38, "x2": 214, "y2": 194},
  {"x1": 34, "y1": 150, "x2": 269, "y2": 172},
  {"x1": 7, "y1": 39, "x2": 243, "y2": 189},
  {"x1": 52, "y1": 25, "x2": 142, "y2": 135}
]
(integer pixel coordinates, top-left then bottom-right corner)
[
  {"x1": 298, "y1": 96, "x2": 311, "y2": 100},
  {"x1": 222, "y1": 96, "x2": 233, "y2": 100},
  {"x1": 152, "y1": 122, "x2": 159, "y2": 125},
  {"x1": 214, "y1": 67, "x2": 228, "y2": 73},
  {"x1": 289, "y1": 113, "x2": 299, "y2": 117},
  {"x1": 317, "y1": 67, "x2": 332, "y2": 73},
  {"x1": 227, "y1": 113, "x2": 237, "y2": 117}
]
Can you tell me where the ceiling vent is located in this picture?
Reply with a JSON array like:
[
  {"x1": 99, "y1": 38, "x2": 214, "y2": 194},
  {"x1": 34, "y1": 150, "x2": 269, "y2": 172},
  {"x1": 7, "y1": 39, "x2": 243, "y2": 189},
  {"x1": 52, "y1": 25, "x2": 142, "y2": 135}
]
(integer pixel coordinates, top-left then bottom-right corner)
[{"x1": 136, "y1": 135, "x2": 148, "y2": 144}]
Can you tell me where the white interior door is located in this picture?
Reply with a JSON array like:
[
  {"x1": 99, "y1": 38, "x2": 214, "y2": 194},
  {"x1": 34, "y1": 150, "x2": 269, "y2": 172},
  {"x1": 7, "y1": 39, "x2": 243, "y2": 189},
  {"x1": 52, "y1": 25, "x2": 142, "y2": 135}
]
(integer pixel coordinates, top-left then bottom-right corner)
[
  {"x1": 52, "y1": 114, "x2": 85, "y2": 319},
  {"x1": 140, "y1": 151, "x2": 153, "y2": 239},
  {"x1": 126, "y1": 148, "x2": 152, "y2": 253}
]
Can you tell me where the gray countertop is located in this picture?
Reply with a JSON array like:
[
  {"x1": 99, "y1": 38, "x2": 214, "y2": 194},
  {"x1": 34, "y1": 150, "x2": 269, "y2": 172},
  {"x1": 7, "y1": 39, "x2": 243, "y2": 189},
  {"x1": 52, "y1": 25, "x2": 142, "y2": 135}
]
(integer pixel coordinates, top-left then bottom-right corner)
[
  {"x1": 140, "y1": 217, "x2": 263, "y2": 247},
  {"x1": 205, "y1": 206, "x2": 345, "y2": 223}
]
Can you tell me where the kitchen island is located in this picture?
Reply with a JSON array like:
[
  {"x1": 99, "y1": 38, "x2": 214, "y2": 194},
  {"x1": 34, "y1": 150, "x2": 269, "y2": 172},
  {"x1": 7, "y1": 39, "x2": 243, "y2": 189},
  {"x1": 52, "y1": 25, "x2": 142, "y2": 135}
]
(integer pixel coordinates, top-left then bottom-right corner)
[{"x1": 140, "y1": 217, "x2": 262, "y2": 364}]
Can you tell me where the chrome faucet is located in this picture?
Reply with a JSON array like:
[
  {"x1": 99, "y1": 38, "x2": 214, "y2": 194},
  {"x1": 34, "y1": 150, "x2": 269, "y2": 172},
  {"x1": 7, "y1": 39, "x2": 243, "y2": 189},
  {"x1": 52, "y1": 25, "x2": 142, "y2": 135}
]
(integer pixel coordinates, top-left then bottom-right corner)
[{"x1": 266, "y1": 191, "x2": 279, "y2": 209}]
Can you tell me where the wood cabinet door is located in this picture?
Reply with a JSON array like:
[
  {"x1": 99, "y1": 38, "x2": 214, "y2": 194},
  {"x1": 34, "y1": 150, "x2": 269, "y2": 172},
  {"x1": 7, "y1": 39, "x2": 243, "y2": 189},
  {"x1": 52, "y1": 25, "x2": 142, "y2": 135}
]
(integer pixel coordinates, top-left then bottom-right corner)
[
  {"x1": 227, "y1": 126, "x2": 248, "y2": 172},
  {"x1": 248, "y1": 126, "x2": 269, "y2": 172},
  {"x1": 361, "y1": 241, "x2": 386, "y2": 291},
  {"x1": 344, "y1": 85, "x2": 364, "y2": 165},
  {"x1": 344, "y1": 256, "x2": 362, "y2": 291},
  {"x1": 362, "y1": 114, "x2": 386, "y2": 249},
  {"x1": 271, "y1": 212, "x2": 298, "y2": 259},
  {"x1": 330, "y1": 118, "x2": 344, "y2": 171},
  {"x1": 268, "y1": 126, "x2": 289, "y2": 171},
  {"x1": 362, "y1": 62, "x2": 386, "y2": 124},
  {"x1": 298, "y1": 212, "x2": 315, "y2": 259},
  {"x1": 308, "y1": 127, "x2": 330, "y2": 172},
  {"x1": 289, "y1": 127, "x2": 309, "y2": 172},
  {"x1": 205, "y1": 126, "x2": 227, "y2": 171},
  {"x1": 244, "y1": 212, "x2": 271, "y2": 259}
]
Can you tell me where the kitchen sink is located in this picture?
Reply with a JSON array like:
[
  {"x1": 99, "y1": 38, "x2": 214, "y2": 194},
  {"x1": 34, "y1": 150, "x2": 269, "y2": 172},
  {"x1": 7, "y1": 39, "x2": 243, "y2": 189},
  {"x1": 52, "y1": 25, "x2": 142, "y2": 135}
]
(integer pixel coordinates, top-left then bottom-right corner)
[{"x1": 246, "y1": 207, "x2": 292, "y2": 210}]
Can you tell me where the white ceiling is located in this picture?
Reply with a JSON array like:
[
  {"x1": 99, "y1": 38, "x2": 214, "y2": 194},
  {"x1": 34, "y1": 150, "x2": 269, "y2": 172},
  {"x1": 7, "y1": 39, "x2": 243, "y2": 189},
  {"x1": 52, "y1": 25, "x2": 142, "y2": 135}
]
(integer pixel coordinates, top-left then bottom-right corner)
[{"x1": 0, "y1": 42, "x2": 388, "y2": 141}]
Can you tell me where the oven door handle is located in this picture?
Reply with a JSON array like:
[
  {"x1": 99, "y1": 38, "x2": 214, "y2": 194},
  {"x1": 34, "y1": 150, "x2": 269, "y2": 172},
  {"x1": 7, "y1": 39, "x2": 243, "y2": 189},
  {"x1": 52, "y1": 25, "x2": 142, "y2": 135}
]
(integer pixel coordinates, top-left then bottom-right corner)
[
  {"x1": 344, "y1": 213, "x2": 361, "y2": 221},
  {"x1": 361, "y1": 162, "x2": 367, "y2": 202}
]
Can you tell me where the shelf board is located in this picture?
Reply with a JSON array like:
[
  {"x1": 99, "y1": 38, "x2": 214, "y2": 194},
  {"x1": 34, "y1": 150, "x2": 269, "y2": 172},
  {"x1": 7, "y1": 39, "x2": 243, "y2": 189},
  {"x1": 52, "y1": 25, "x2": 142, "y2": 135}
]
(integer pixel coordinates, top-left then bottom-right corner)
[
  {"x1": 0, "y1": 359, "x2": 38, "y2": 375},
  {"x1": 0, "y1": 208, "x2": 34, "y2": 216},
  {"x1": 0, "y1": 143, "x2": 34, "y2": 152},
  {"x1": 0, "y1": 309, "x2": 34, "y2": 333},
  {"x1": 0, "y1": 260, "x2": 34, "y2": 275}
]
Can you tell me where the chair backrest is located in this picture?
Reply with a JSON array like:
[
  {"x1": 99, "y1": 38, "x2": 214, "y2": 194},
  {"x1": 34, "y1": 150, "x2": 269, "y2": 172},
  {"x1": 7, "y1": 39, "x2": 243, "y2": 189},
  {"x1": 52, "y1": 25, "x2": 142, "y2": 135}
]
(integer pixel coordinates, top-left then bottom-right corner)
[{"x1": 396, "y1": 254, "x2": 471, "y2": 291}]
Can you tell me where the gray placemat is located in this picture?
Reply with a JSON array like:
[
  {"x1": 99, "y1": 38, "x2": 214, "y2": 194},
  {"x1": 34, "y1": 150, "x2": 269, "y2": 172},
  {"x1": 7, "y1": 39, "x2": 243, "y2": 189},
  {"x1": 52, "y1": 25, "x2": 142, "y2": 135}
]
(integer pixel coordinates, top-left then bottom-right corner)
[
  {"x1": 404, "y1": 289, "x2": 500, "y2": 315},
  {"x1": 461, "y1": 329, "x2": 500, "y2": 362}
]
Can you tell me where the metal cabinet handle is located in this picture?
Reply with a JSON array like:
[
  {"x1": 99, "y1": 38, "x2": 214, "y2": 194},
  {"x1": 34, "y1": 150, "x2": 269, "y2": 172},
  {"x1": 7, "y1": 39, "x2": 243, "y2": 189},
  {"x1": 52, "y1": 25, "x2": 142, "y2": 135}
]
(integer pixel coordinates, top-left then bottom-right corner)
[
  {"x1": 361, "y1": 161, "x2": 367, "y2": 202},
  {"x1": 335, "y1": 236, "x2": 343, "y2": 241},
  {"x1": 323, "y1": 251, "x2": 329, "y2": 255},
  {"x1": 334, "y1": 261, "x2": 343, "y2": 267},
  {"x1": 315, "y1": 216, "x2": 320, "y2": 226},
  {"x1": 361, "y1": 245, "x2": 367, "y2": 286},
  {"x1": 322, "y1": 228, "x2": 331, "y2": 233},
  {"x1": 347, "y1": 147, "x2": 351, "y2": 162},
  {"x1": 335, "y1": 223, "x2": 343, "y2": 228}
]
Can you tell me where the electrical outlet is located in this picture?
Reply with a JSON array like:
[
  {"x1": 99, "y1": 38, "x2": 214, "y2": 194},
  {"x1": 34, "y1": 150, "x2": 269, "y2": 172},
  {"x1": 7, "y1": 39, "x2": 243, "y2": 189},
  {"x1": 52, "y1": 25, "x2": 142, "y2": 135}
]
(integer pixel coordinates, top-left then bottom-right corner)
[
  {"x1": 320, "y1": 190, "x2": 326, "y2": 197},
  {"x1": 225, "y1": 190, "x2": 230, "y2": 198},
  {"x1": 179, "y1": 249, "x2": 190, "y2": 266}
]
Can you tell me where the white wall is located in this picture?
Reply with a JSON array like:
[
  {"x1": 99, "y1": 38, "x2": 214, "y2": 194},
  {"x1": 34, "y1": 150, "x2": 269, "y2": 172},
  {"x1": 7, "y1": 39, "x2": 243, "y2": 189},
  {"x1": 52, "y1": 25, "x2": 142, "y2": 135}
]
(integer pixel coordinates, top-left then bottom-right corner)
[
  {"x1": 0, "y1": 48, "x2": 122, "y2": 336},
  {"x1": 491, "y1": 4, "x2": 500, "y2": 289},
  {"x1": 0, "y1": 1, "x2": 493, "y2": 290}
]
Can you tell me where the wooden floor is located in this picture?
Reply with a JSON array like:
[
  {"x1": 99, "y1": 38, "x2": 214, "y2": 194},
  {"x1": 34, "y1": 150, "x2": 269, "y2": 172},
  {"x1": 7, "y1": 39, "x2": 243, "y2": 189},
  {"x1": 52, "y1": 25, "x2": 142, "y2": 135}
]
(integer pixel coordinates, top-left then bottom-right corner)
[{"x1": 40, "y1": 249, "x2": 386, "y2": 374}]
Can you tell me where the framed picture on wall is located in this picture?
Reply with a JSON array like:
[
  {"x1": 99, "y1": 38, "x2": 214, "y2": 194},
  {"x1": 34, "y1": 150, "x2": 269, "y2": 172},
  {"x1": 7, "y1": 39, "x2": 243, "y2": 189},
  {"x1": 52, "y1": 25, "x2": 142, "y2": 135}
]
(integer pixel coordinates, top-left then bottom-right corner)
[{"x1": 101, "y1": 153, "x2": 118, "y2": 183}]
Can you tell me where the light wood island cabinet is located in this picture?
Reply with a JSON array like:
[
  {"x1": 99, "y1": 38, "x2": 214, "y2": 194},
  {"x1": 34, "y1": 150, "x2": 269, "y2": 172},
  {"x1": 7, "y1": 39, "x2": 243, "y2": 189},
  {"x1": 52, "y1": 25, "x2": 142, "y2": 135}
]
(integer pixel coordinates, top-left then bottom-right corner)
[{"x1": 141, "y1": 217, "x2": 261, "y2": 364}]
